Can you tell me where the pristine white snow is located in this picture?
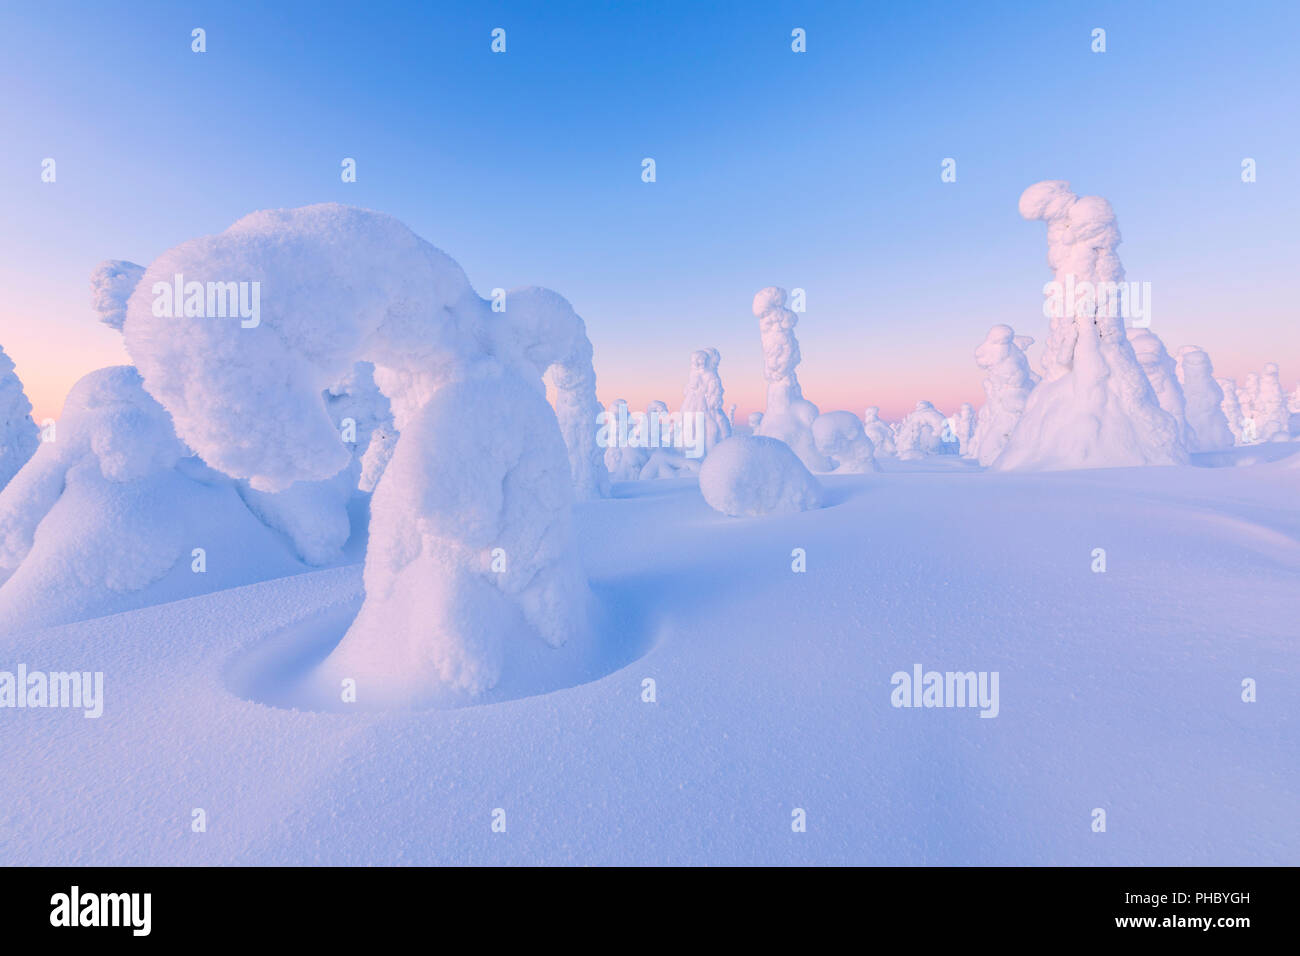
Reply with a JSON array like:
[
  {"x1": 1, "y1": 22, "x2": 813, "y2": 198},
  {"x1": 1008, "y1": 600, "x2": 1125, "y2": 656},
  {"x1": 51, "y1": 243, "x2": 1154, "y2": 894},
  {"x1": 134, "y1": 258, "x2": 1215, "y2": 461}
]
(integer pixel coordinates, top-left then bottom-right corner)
[
  {"x1": 120, "y1": 204, "x2": 590, "y2": 706},
  {"x1": 0, "y1": 345, "x2": 39, "y2": 492},
  {"x1": 1176, "y1": 347, "x2": 1235, "y2": 452},
  {"x1": 698, "y1": 435, "x2": 823, "y2": 516},
  {"x1": 994, "y1": 182, "x2": 1187, "y2": 470},
  {"x1": 2, "y1": 453, "x2": 1296, "y2": 865}
]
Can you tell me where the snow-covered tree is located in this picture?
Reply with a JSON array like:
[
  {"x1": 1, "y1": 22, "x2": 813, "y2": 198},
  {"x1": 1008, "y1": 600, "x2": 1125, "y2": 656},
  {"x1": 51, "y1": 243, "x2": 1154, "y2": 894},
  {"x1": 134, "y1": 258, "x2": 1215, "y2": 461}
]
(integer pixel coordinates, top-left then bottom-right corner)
[
  {"x1": 1128, "y1": 328, "x2": 1194, "y2": 449},
  {"x1": 0, "y1": 346, "x2": 39, "y2": 492},
  {"x1": 121, "y1": 204, "x2": 588, "y2": 705},
  {"x1": 968, "y1": 325, "x2": 1036, "y2": 466},
  {"x1": 680, "y1": 348, "x2": 731, "y2": 456},
  {"x1": 1217, "y1": 377, "x2": 1245, "y2": 444},
  {"x1": 995, "y1": 181, "x2": 1186, "y2": 470},
  {"x1": 861, "y1": 407, "x2": 897, "y2": 458},
  {"x1": 811, "y1": 411, "x2": 876, "y2": 473},
  {"x1": 951, "y1": 403, "x2": 976, "y2": 457},
  {"x1": 0, "y1": 366, "x2": 306, "y2": 631},
  {"x1": 752, "y1": 287, "x2": 831, "y2": 471},
  {"x1": 896, "y1": 401, "x2": 948, "y2": 460},
  {"x1": 1175, "y1": 347, "x2": 1234, "y2": 452},
  {"x1": 1255, "y1": 363, "x2": 1290, "y2": 441},
  {"x1": 501, "y1": 287, "x2": 610, "y2": 499}
]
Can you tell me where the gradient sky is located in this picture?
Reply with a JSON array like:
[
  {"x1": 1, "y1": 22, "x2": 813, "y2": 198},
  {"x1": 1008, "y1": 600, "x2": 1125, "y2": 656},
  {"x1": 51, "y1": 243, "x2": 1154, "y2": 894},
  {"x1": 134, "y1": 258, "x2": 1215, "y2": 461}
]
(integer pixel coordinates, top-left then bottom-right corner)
[{"x1": 2, "y1": 0, "x2": 1298, "y2": 423}]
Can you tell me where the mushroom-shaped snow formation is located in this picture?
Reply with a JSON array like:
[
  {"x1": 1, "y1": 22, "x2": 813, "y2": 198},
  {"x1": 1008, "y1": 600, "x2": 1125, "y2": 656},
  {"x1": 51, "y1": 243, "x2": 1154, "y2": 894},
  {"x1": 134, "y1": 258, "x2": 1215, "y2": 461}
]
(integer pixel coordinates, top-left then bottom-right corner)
[
  {"x1": 896, "y1": 401, "x2": 948, "y2": 460},
  {"x1": 121, "y1": 204, "x2": 588, "y2": 704},
  {"x1": 699, "y1": 435, "x2": 823, "y2": 517},
  {"x1": 994, "y1": 182, "x2": 1186, "y2": 470}
]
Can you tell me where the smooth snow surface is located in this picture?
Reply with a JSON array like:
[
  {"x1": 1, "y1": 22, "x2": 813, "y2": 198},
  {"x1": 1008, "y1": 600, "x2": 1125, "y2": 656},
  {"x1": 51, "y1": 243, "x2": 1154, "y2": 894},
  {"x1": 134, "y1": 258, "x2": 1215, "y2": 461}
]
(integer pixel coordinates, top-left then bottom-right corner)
[{"x1": 3, "y1": 456, "x2": 1296, "y2": 864}]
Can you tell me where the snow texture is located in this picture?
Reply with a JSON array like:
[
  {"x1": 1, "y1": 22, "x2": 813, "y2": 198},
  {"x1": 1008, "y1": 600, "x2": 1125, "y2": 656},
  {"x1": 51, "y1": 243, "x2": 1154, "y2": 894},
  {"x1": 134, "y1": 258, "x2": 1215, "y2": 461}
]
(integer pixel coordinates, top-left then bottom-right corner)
[
  {"x1": 698, "y1": 435, "x2": 823, "y2": 517},
  {"x1": 993, "y1": 182, "x2": 1187, "y2": 470}
]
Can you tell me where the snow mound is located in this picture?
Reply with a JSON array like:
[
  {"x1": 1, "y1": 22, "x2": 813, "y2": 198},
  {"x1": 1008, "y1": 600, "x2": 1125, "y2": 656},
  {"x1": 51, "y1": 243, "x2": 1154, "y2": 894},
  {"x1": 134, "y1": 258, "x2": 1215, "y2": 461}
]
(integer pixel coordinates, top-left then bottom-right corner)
[{"x1": 699, "y1": 435, "x2": 823, "y2": 517}]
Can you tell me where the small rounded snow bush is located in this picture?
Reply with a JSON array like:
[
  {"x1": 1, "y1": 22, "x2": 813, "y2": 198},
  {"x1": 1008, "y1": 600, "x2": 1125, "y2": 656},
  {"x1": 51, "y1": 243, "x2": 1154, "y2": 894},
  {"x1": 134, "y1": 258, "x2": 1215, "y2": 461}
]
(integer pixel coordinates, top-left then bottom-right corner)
[{"x1": 699, "y1": 435, "x2": 823, "y2": 517}]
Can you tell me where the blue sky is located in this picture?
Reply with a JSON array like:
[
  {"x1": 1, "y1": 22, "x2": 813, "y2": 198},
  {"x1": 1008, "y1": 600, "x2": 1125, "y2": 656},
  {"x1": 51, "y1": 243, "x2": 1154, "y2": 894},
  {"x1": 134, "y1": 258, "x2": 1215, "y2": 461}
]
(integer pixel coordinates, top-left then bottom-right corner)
[{"x1": 2, "y1": 0, "x2": 1298, "y2": 420}]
